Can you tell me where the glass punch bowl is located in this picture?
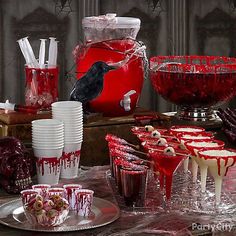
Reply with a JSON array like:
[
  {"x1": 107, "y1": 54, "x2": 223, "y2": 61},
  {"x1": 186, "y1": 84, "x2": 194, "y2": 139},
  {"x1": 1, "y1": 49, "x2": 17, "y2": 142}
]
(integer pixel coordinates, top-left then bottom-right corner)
[{"x1": 149, "y1": 55, "x2": 236, "y2": 123}]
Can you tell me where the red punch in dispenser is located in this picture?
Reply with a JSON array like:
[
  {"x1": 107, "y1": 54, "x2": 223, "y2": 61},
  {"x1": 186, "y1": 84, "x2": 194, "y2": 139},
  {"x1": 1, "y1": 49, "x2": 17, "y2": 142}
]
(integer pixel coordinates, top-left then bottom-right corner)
[{"x1": 74, "y1": 14, "x2": 146, "y2": 116}]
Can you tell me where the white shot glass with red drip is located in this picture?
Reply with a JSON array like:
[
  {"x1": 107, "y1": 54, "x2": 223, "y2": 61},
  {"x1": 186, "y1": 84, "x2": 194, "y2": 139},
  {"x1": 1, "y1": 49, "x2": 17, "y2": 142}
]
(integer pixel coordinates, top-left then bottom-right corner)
[
  {"x1": 20, "y1": 189, "x2": 39, "y2": 206},
  {"x1": 63, "y1": 184, "x2": 82, "y2": 210},
  {"x1": 32, "y1": 184, "x2": 51, "y2": 198},
  {"x1": 47, "y1": 187, "x2": 65, "y2": 199},
  {"x1": 20, "y1": 189, "x2": 40, "y2": 225},
  {"x1": 75, "y1": 189, "x2": 94, "y2": 217}
]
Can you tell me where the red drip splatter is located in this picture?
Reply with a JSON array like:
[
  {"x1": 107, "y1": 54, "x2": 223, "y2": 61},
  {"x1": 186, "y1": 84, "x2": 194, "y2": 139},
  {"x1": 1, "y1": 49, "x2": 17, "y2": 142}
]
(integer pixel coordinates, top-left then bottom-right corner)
[
  {"x1": 217, "y1": 158, "x2": 221, "y2": 176},
  {"x1": 64, "y1": 186, "x2": 81, "y2": 209},
  {"x1": 202, "y1": 155, "x2": 236, "y2": 176},
  {"x1": 61, "y1": 150, "x2": 81, "y2": 169},
  {"x1": 36, "y1": 157, "x2": 60, "y2": 176},
  {"x1": 225, "y1": 158, "x2": 236, "y2": 176},
  {"x1": 75, "y1": 192, "x2": 92, "y2": 216},
  {"x1": 21, "y1": 191, "x2": 38, "y2": 204},
  {"x1": 65, "y1": 187, "x2": 73, "y2": 208}
]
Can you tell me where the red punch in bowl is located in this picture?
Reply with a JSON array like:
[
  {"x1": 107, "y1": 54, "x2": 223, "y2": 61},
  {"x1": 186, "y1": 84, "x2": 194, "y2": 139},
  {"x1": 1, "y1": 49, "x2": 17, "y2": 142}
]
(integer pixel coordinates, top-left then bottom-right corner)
[{"x1": 149, "y1": 56, "x2": 236, "y2": 108}]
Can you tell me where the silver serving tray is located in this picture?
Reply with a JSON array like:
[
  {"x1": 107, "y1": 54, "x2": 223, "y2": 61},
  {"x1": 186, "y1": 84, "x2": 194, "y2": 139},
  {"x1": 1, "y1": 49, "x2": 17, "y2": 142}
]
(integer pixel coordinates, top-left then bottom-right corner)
[{"x1": 0, "y1": 197, "x2": 120, "y2": 232}]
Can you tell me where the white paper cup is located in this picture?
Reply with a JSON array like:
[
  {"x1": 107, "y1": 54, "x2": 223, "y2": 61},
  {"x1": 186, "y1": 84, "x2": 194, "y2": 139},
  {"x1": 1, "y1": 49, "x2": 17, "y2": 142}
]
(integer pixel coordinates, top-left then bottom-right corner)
[
  {"x1": 32, "y1": 184, "x2": 51, "y2": 198},
  {"x1": 47, "y1": 187, "x2": 65, "y2": 198},
  {"x1": 32, "y1": 119, "x2": 64, "y2": 127},
  {"x1": 65, "y1": 126, "x2": 83, "y2": 130},
  {"x1": 64, "y1": 128, "x2": 83, "y2": 132},
  {"x1": 60, "y1": 123, "x2": 82, "y2": 128},
  {"x1": 60, "y1": 143, "x2": 82, "y2": 179},
  {"x1": 52, "y1": 104, "x2": 82, "y2": 109},
  {"x1": 63, "y1": 184, "x2": 82, "y2": 210},
  {"x1": 32, "y1": 126, "x2": 64, "y2": 130},
  {"x1": 32, "y1": 132, "x2": 64, "y2": 140},
  {"x1": 32, "y1": 137, "x2": 64, "y2": 142},
  {"x1": 52, "y1": 101, "x2": 82, "y2": 108},
  {"x1": 64, "y1": 124, "x2": 83, "y2": 128},
  {"x1": 32, "y1": 132, "x2": 64, "y2": 136},
  {"x1": 64, "y1": 132, "x2": 83, "y2": 136},
  {"x1": 32, "y1": 139, "x2": 64, "y2": 144},
  {"x1": 64, "y1": 123, "x2": 83, "y2": 127},
  {"x1": 53, "y1": 117, "x2": 83, "y2": 125},
  {"x1": 32, "y1": 145, "x2": 64, "y2": 150},
  {"x1": 32, "y1": 130, "x2": 64, "y2": 135},
  {"x1": 20, "y1": 189, "x2": 39, "y2": 205},
  {"x1": 64, "y1": 138, "x2": 83, "y2": 143},
  {"x1": 64, "y1": 124, "x2": 83, "y2": 127},
  {"x1": 64, "y1": 135, "x2": 83, "y2": 140},
  {"x1": 64, "y1": 140, "x2": 83, "y2": 144},
  {"x1": 64, "y1": 134, "x2": 83, "y2": 137},
  {"x1": 52, "y1": 111, "x2": 83, "y2": 115},
  {"x1": 34, "y1": 148, "x2": 63, "y2": 185},
  {"x1": 64, "y1": 127, "x2": 83, "y2": 131},
  {"x1": 64, "y1": 131, "x2": 83, "y2": 136},
  {"x1": 32, "y1": 143, "x2": 64, "y2": 148},
  {"x1": 52, "y1": 112, "x2": 83, "y2": 116},
  {"x1": 75, "y1": 189, "x2": 94, "y2": 217},
  {"x1": 64, "y1": 133, "x2": 83, "y2": 136}
]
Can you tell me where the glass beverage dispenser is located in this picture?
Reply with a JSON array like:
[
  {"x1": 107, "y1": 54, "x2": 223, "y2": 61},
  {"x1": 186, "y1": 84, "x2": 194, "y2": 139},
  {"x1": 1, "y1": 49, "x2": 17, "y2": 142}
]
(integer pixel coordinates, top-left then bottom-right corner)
[{"x1": 74, "y1": 14, "x2": 146, "y2": 116}]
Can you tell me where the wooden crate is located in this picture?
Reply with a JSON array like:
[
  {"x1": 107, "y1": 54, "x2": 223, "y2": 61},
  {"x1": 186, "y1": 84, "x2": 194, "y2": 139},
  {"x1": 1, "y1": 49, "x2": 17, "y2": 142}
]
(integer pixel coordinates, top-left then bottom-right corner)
[{"x1": 81, "y1": 109, "x2": 170, "y2": 166}]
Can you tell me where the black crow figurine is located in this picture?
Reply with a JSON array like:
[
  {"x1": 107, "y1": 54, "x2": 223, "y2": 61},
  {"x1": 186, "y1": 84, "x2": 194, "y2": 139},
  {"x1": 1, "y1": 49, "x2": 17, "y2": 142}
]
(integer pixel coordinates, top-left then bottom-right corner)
[{"x1": 70, "y1": 61, "x2": 115, "y2": 112}]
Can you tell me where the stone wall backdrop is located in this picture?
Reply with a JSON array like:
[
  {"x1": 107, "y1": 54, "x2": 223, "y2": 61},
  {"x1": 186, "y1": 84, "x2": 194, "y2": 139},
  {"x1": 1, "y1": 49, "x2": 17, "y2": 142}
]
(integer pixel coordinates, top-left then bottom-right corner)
[{"x1": 1, "y1": 0, "x2": 236, "y2": 112}]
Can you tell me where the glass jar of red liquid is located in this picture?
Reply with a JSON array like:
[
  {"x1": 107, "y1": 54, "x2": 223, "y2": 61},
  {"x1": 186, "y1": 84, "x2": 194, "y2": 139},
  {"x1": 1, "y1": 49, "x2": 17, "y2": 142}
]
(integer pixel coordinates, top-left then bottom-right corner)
[
  {"x1": 75, "y1": 14, "x2": 145, "y2": 116},
  {"x1": 25, "y1": 66, "x2": 59, "y2": 110}
]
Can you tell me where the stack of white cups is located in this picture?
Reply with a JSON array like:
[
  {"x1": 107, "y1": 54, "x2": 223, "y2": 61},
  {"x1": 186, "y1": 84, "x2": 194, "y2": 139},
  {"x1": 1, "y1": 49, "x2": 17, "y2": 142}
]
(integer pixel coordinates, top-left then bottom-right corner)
[
  {"x1": 52, "y1": 101, "x2": 83, "y2": 179},
  {"x1": 31, "y1": 119, "x2": 64, "y2": 185}
]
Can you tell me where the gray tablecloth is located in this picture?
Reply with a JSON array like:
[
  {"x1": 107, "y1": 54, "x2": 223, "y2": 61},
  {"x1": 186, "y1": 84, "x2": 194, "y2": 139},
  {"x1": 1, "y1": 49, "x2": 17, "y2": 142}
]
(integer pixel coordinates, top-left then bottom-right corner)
[{"x1": 0, "y1": 165, "x2": 235, "y2": 236}]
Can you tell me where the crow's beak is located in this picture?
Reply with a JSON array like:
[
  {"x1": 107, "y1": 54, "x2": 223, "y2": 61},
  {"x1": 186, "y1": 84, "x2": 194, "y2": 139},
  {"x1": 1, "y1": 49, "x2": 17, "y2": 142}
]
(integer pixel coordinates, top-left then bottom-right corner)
[{"x1": 108, "y1": 65, "x2": 116, "y2": 70}]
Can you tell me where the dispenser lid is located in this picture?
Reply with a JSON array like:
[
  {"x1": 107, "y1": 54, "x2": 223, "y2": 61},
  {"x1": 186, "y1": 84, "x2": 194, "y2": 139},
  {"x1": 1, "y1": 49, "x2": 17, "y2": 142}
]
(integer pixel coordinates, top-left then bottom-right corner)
[{"x1": 82, "y1": 14, "x2": 141, "y2": 29}]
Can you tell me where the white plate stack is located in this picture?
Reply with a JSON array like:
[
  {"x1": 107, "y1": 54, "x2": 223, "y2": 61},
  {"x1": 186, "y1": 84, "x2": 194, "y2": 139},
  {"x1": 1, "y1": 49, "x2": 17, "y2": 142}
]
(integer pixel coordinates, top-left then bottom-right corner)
[
  {"x1": 52, "y1": 101, "x2": 83, "y2": 179},
  {"x1": 31, "y1": 119, "x2": 64, "y2": 185}
]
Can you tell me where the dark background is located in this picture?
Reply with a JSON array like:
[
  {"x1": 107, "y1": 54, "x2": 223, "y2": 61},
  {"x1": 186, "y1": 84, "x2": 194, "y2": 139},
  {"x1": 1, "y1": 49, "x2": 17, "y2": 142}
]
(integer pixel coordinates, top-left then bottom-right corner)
[{"x1": 1, "y1": 0, "x2": 236, "y2": 112}]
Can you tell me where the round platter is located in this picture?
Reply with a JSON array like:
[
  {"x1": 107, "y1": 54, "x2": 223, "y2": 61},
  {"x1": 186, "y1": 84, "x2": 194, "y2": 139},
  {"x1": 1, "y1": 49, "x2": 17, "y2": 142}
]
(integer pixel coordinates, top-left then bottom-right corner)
[{"x1": 0, "y1": 197, "x2": 120, "y2": 232}]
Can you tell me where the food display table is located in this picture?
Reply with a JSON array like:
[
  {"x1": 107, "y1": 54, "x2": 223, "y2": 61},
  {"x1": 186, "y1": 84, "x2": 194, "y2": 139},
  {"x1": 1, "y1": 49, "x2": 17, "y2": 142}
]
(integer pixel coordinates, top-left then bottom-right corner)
[
  {"x1": 0, "y1": 165, "x2": 235, "y2": 236},
  {"x1": 0, "y1": 113, "x2": 235, "y2": 235}
]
